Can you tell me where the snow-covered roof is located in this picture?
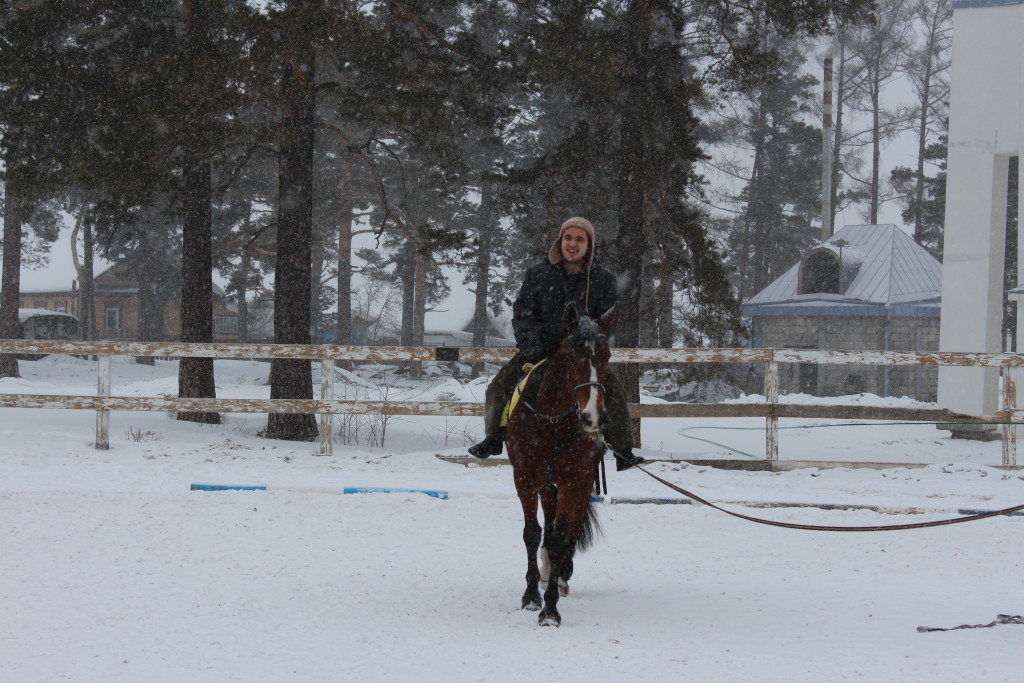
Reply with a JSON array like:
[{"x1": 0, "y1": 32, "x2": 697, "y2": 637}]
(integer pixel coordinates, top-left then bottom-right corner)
[
  {"x1": 743, "y1": 224, "x2": 942, "y2": 318},
  {"x1": 423, "y1": 299, "x2": 513, "y2": 346},
  {"x1": 19, "y1": 308, "x2": 79, "y2": 323}
]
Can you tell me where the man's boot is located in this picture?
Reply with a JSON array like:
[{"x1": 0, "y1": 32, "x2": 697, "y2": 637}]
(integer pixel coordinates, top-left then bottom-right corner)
[
  {"x1": 613, "y1": 449, "x2": 645, "y2": 471},
  {"x1": 469, "y1": 427, "x2": 505, "y2": 458}
]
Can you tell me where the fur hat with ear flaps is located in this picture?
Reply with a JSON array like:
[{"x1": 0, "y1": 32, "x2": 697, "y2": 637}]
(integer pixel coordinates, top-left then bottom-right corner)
[{"x1": 548, "y1": 216, "x2": 596, "y2": 268}]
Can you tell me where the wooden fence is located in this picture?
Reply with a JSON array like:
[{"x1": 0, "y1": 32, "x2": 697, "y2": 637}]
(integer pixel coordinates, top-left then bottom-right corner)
[{"x1": 0, "y1": 339, "x2": 1021, "y2": 465}]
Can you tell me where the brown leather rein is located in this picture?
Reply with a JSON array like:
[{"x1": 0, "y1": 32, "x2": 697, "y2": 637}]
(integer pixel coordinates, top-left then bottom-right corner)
[{"x1": 634, "y1": 464, "x2": 1024, "y2": 532}]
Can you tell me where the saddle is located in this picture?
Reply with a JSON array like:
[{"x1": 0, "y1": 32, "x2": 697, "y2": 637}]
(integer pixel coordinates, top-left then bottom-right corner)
[{"x1": 499, "y1": 358, "x2": 547, "y2": 428}]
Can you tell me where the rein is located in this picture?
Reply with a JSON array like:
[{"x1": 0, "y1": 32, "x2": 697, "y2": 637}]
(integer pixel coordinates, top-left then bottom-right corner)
[
  {"x1": 633, "y1": 463, "x2": 1024, "y2": 532},
  {"x1": 523, "y1": 399, "x2": 579, "y2": 424}
]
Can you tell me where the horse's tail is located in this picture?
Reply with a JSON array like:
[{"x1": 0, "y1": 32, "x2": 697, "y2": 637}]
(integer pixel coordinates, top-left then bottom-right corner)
[{"x1": 576, "y1": 498, "x2": 602, "y2": 553}]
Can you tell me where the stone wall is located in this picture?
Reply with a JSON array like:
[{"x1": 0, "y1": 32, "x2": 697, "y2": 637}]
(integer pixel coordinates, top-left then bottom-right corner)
[{"x1": 751, "y1": 315, "x2": 939, "y2": 401}]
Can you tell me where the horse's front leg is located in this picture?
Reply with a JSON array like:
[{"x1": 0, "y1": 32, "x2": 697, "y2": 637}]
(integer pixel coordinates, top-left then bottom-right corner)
[
  {"x1": 538, "y1": 484, "x2": 564, "y2": 593},
  {"x1": 519, "y1": 495, "x2": 543, "y2": 611}
]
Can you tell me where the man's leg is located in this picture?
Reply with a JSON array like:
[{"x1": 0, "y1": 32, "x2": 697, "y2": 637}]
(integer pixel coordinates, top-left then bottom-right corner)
[
  {"x1": 469, "y1": 355, "x2": 525, "y2": 457},
  {"x1": 602, "y1": 370, "x2": 645, "y2": 471}
]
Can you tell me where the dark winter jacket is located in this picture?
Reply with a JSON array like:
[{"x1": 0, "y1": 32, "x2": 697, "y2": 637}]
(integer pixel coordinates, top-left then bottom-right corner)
[{"x1": 512, "y1": 258, "x2": 617, "y2": 359}]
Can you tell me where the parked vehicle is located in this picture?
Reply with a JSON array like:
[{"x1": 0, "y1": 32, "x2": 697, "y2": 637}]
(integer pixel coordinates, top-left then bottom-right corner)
[
  {"x1": 19, "y1": 309, "x2": 80, "y2": 340},
  {"x1": 17, "y1": 309, "x2": 80, "y2": 359},
  {"x1": 640, "y1": 370, "x2": 680, "y2": 401}
]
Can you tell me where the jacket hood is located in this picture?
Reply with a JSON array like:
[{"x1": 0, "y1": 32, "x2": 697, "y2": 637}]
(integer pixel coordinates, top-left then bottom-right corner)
[{"x1": 548, "y1": 216, "x2": 596, "y2": 270}]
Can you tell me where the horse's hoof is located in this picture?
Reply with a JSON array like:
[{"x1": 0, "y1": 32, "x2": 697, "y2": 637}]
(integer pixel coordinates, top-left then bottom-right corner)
[
  {"x1": 521, "y1": 591, "x2": 542, "y2": 611},
  {"x1": 538, "y1": 610, "x2": 561, "y2": 627},
  {"x1": 522, "y1": 597, "x2": 542, "y2": 611},
  {"x1": 558, "y1": 578, "x2": 570, "y2": 597}
]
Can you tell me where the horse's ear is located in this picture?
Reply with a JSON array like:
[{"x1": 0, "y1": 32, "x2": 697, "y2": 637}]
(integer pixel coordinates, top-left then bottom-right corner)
[
  {"x1": 598, "y1": 305, "x2": 615, "y2": 333},
  {"x1": 564, "y1": 301, "x2": 579, "y2": 331}
]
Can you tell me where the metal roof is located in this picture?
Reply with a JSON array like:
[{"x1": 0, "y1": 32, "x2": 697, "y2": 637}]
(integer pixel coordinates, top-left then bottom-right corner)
[
  {"x1": 953, "y1": 0, "x2": 1024, "y2": 9},
  {"x1": 742, "y1": 224, "x2": 942, "y2": 318}
]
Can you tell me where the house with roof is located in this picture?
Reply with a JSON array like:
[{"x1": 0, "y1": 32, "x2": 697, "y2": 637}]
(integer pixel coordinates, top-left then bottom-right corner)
[
  {"x1": 20, "y1": 262, "x2": 238, "y2": 342},
  {"x1": 423, "y1": 303, "x2": 514, "y2": 348},
  {"x1": 741, "y1": 224, "x2": 942, "y2": 400}
]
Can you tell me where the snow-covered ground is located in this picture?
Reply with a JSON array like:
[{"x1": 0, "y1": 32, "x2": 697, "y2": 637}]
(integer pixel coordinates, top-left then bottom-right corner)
[{"x1": 2, "y1": 355, "x2": 1022, "y2": 682}]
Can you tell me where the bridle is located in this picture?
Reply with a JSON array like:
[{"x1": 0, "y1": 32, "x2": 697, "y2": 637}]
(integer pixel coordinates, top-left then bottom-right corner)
[
  {"x1": 523, "y1": 332, "x2": 607, "y2": 428},
  {"x1": 522, "y1": 378, "x2": 606, "y2": 424}
]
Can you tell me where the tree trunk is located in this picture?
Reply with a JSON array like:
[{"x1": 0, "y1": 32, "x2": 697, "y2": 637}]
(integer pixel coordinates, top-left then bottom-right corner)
[
  {"x1": 177, "y1": 0, "x2": 220, "y2": 422},
  {"x1": 0, "y1": 178, "x2": 23, "y2": 378},
  {"x1": 177, "y1": 157, "x2": 220, "y2": 422},
  {"x1": 336, "y1": 158, "x2": 354, "y2": 348},
  {"x1": 912, "y1": 94, "x2": 928, "y2": 243},
  {"x1": 399, "y1": 241, "x2": 415, "y2": 346},
  {"x1": 71, "y1": 206, "x2": 95, "y2": 341},
  {"x1": 611, "y1": 0, "x2": 651, "y2": 448},
  {"x1": 237, "y1": 247, "x2": 251, "y2": 342},
  {"x1": 912, "y1": 64, "x2": 934, "y2": 245},
  {"x1": 413, "y1": 249, "x2": 427, "y2": 345},
  {"x1": 656, "y1": 261, "x2": 673, "y2": 349},
  {"x1": 471, "y1": 176, "x2": 495, "y2": 378},
  {"x1": 83, "y1": 222, "x2": 95, "y2": 341},
  {"x1": 746, "y1": 89, "x2": 770, "y2": 296},
  {"x1": 266, "y1": 7, "x2": 318, "y2": 441},
  {"x1": 870, "y1": 82, "x2": 881, "y2": 224}
]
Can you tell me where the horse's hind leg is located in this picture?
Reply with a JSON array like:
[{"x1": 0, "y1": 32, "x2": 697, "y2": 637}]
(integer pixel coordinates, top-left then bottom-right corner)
[
  {"x1": 519, "y1": 494, "x2": 543, "y2": 611},
  {"x1": 538, "y1": 485, "x2": 592, "y2": 626},
  {"x1": 539, "y1": 545, "x2": 570, "y2": 597},
  {"x1": 559, "y1": 556, "x2": 573, "y2": 597},
  {"x1": 538, "y1": 525, "x2": 569, "y2": 626}
]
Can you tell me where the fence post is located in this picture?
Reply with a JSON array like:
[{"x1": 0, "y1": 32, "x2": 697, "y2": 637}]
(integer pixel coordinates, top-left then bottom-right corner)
[
  {"x1": 318, "y1": 358, "x2": 334, "y2": 456},
  {"x1": 1002, "y1": 364, "x2": 1017, "y2": 466},
  {"x1": 95, "y1": 354, "x2": 110, "y2": 450},
  {"x1": 765, "y1": 354, "x2": 779, "y2": 461}
]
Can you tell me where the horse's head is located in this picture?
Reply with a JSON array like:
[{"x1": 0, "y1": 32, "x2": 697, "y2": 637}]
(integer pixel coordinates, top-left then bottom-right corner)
[{"x1": 561, "y1": 302, "x2": 614, "y2": 435}]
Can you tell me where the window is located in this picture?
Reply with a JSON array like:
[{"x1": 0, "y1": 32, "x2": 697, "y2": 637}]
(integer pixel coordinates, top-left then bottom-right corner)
[
  {"x1": 105, "y1": 307, "x2": 120, "y2": 331},
  {"x1": 214, "y1": 316, "x2": 238, "y2": 334},
  {"x1": 799, "y1": 250, "x2": 842, "y2": 295}
]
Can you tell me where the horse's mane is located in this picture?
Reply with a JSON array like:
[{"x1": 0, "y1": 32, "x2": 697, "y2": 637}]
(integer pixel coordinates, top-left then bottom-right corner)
[{"x1": 570, "y1": 315, "x2": 601, "y2": 354}]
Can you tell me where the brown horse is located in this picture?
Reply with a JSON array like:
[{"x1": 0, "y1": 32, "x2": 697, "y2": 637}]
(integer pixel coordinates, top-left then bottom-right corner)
[{"x1": 505, "y1": 302, "x2": 614, "y2": 627}]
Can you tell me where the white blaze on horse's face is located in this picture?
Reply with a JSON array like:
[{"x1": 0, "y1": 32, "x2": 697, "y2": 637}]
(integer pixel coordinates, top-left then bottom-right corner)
[{"x1": 580, "y1": 360, "x2": 601, "y2": 433}]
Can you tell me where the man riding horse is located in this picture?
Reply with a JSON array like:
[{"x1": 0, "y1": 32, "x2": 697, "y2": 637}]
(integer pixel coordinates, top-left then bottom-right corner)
[{"x1": 469, "y1": 216, "x2": 644, "y2": 472}]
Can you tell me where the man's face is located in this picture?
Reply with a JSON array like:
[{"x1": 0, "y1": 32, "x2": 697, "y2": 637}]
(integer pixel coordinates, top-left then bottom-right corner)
[{"x1": 560, "y1": 226, "x2": 590, "y2": 266}]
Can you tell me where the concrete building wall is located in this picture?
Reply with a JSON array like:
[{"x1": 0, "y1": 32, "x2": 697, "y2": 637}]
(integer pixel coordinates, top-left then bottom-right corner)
[
  {"x1": 939, "y1": 0, "x2": 1024, "y2": 416},
  {"x1": 753, "y1": 316, "x2": 940, "y2": 400}
]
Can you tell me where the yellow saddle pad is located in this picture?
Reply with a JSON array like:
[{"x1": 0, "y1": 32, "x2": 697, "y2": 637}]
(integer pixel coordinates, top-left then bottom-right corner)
[{"x1": 500, "y1": 358, "x2": 547, "y2": 428}]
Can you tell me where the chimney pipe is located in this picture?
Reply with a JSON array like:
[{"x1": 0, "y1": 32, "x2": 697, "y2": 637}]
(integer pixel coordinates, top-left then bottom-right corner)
[{"x1": 822, "y1": 56, "x2": 834, "y2": 240}]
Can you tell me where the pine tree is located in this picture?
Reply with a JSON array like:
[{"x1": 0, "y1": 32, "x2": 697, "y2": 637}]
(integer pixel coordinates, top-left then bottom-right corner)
[
  {"x1": 891, "y1": 138, "x2": 947, "y2": 259},
  {"x1": 901, "y1": 0, "x2": 951, "y2": 250},
  {"x1": 725, "y1": 39, "x2": 824, "y2": 302},
  {"x1": 261, "y1": 0, "x2": 320, "y2": 441},
  {"x1": 834, "y1": 0, "x2": 916, "y2": 222},
  {"x1": 504, "y1": 1, "x2": 871, "y2": 445}
]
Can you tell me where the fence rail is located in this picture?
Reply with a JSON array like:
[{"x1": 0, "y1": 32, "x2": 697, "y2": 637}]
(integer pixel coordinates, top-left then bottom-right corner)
[{"x1": 0, "y1": 339, "x2": 1019, "y2": 465}]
